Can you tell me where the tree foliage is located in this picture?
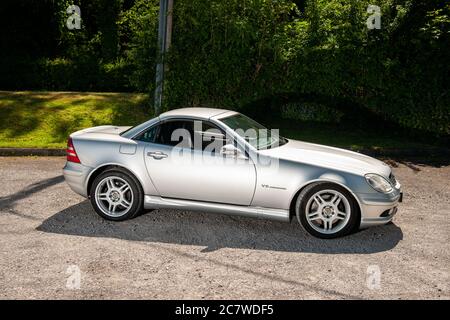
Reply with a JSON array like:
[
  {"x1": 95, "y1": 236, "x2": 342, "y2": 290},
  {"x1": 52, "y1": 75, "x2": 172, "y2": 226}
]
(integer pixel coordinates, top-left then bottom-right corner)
[{"x1": 0, "y1": 0, "x2": 448, "y2": 135}]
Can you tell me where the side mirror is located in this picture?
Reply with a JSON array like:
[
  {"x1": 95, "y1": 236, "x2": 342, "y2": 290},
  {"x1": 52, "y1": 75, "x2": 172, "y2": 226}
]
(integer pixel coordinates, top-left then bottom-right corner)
[{"x1": 220, "y1": 144, "x2": 247, "y2": 159}]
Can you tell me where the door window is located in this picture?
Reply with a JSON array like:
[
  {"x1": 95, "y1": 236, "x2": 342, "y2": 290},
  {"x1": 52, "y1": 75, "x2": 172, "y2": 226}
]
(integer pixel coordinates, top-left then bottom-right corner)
[
  {"x1": 193, "y1": 121, "x2": 228, "y2": 153},
  {"x1": 136, "y1": 120, "x2": 193, "y2": 148},
  {"x1": 134, "y1": 125, "x2": 159, "y2": 143},
  {"x1": 135, "y1": 119, "x2": 233, "y2": 153},
  {"x1": 156, "y1": 120, "x2": 193, "y2": 148}
]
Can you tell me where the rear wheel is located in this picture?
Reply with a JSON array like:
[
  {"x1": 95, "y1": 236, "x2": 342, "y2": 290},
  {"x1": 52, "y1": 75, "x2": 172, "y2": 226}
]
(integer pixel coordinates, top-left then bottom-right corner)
[
  {"x1": 90, "y1": 169, "x2": 144, "y2": 221},
  {"x1": 295, "y1": 182, "x2": 359, "y2": 239}
]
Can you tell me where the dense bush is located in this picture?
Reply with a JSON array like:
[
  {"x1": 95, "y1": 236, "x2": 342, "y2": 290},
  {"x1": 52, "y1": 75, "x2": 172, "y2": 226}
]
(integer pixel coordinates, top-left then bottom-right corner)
[
  {"x1": 0, "y1": 57, "x2": 132, "y2": 92},
  {"x1": 281, "y1": 102, "x2": 344, "y2": 123},
  {"x1": 0, "y1": 0, "x2": 448, "y2": 135},
  {"x1": 161, "y1": 0, "x2": 449, "y2": 135},
  {"x1": 119, "y1": 0, "x2": 159, "y2": 92}
]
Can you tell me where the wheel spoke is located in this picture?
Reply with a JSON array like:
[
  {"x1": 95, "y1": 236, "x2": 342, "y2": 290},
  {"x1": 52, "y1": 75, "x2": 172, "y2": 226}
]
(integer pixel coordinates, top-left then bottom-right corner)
[
  {"x1": 119, "y1": 184, "x2": 130, "y2": 193},
  {"x1": 98, "y1": 193, "x2": 108, "y2": 200},
  {"x1": 106, "y1": 178, "x2": 114, "y2": 190},
  {"x1": 108, "y1": 202, "x2": 117, "y2": 213},
  {"x1": 323, "y1": 219, "x2": 333, "y2": 231},
  {"x1": 307, "y1": 211, "x2": 321, "y2": 221},
  {"x1": 331, "y1": 194, "x2": 341, "y2": 206},
  {"x1": 314, "y1": 194, "x2": 324, "y2": 205},
  {"x1": 336, "y1": 211, "x2": 346, "y2": 220},
  {"x1": 120, "y1": 199, "x2": 131, "y2": 209}
]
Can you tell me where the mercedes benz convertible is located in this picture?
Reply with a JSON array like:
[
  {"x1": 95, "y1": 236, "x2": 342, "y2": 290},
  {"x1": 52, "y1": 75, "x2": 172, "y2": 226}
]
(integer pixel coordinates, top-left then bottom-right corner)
[{"x1": 63, "y1": 108, "x2": 402, "y2": 238}]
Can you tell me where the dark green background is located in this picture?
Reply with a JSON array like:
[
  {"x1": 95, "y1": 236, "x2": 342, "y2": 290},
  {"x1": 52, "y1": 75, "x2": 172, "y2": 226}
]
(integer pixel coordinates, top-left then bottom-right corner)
[{"x1": 0, "y1": 0, "x2": 448, "y2": 138}]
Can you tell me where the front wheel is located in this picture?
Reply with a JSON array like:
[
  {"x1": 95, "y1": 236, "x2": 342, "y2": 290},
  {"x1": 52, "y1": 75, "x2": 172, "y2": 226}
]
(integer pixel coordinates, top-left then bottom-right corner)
[
  {"x1": 295, "y1": 182, "x2": 359, "y2": 239},
  {"x1": 90, "y1": 168, "x2": 144, "y2": 221}
]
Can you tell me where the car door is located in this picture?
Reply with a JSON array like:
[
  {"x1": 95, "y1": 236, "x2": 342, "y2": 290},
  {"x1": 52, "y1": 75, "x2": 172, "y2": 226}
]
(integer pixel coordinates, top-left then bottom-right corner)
[{"x1": 136, "y1": 118, "x2": 256, "y2": 206}]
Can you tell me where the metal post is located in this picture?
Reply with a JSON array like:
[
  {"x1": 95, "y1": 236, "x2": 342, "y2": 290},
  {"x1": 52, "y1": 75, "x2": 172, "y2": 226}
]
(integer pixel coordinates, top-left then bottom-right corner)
[
  {"x1": 166, "y1": 0, "x2": 173, "y2": 51},
  {"x1": 154, "y1": 0, "x2": 173, "y2": 115}
]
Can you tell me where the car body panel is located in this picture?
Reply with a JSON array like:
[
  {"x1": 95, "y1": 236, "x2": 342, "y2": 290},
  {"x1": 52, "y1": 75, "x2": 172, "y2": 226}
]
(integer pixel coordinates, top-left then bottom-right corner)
[
  {"x1": 68, "y1": 131, "x2": 160, "y2": 196},
  {"x1": 250, "y1": 154, "x2": 366, "y2": 210},
  {"x1": 143, "y1": 195, "x2": 289, "y2": 222},
  {"x1": 159, "y1": 107, "x2": 231, "y2": 120},
  {"x1": 259, "y1": 139, "x2": 391, "y2": 177},
  {"x1": 142, "y1": 142, "x2": 257, "y2": 205}
]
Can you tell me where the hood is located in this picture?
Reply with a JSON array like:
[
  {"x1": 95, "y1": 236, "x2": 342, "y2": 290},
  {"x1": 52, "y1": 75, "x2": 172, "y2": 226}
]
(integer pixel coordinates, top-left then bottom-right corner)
[{"x1": 260, "y1": 139, "x2": 391, "y2": 177}]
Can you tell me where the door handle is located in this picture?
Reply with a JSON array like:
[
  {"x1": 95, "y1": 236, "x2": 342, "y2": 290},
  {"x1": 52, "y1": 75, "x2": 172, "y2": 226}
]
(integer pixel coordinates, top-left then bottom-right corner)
[{"x1": 147, "y1": 151, "x2": 168, "y2": 159}]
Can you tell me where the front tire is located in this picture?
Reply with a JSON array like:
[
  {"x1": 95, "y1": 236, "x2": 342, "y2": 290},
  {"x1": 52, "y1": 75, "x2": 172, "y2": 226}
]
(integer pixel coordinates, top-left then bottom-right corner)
[
  {"x1": 295, "y1": 182, "x2": 359, "y2": 239},
  {"x1": 90, "y1": 168, "x2": 144, "y2": 221}
]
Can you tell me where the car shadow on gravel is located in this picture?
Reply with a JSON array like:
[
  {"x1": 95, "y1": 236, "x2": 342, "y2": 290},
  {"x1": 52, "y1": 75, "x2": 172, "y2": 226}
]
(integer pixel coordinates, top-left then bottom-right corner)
[{"x1": 37, "y1": 200, "x2": 403, "y2": 254}]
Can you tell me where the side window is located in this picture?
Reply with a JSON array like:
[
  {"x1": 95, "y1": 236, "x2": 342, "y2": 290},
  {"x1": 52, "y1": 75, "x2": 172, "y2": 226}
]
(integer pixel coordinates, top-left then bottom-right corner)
[
  {"x1": 135, "y1": 120, "x2": 232, "y2": 152},
  {"x1": 193, "y1": 121, "x2": 228, "y2": 153},
  {"x1": 134, "y1": 125, "x2": 159, "y2": 143},
  {"x1": 155, "y1": 120, "x2": 193, "y2": 148}
]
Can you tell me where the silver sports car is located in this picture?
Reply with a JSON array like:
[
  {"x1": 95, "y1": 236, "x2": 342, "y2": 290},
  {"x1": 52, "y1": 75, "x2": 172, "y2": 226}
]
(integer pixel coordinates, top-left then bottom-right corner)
[{"x1": 63, "y1": 107, "x2": 402, "y2": 238}]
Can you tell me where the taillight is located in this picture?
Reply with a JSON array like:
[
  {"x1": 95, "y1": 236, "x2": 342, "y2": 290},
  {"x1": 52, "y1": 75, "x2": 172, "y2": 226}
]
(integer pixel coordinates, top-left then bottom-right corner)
[{"x1": 66, "y1": 137, "x2": 81, "y2": 163}]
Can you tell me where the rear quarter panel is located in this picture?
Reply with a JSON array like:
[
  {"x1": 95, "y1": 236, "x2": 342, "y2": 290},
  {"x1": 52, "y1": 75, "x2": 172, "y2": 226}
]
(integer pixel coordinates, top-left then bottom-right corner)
[{"x1": 72, "y1": 137, "x2": 159, "y2": 196}]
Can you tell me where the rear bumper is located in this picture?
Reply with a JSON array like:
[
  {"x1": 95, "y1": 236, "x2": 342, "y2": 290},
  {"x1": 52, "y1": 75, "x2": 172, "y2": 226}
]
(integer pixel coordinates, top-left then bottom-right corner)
[
  {"x1": 357, "y1": 189, "x2": 402, "y2": 228},
  {"x1": 62, "y1": 161, "x2": 92, "y2": 197}
]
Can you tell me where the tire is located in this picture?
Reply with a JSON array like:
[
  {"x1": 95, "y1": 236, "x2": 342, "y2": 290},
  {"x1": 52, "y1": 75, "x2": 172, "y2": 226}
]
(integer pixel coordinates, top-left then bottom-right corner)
[
  {"x1": 295, "y1": 182, "x2": 359, "y2": 239},
  {"x1": 89, "y1": 168, "x2": 144, "y2": 221}
]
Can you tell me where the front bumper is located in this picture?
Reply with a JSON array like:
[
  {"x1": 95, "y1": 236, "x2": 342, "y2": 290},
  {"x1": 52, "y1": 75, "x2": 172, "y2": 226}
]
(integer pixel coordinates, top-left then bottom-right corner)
[
  {"x1": 62, "y1": 161, "x2": 92, "y2": 197},
  {"x1": 356, "y1": 189, "x2": 402, "y2": 228}
]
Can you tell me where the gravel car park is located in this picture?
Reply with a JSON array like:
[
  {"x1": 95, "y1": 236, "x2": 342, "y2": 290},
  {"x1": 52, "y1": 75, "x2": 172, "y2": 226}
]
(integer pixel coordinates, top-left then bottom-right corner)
[{"x1": 0, "y1": 156, "x2": 449, "y2": 299}]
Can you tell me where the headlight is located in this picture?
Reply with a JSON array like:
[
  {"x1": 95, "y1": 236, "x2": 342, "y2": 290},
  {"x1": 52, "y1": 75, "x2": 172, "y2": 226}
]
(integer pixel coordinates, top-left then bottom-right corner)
[{"x1": 365, "y1": 173, "x2": 393, "y2": 193}]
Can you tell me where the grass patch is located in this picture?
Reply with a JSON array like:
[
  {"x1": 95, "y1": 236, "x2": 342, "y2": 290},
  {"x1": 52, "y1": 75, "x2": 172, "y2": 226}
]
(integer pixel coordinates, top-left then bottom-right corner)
[
  {"x1": 0, "y1": 91, "x2": 442, "y2": 152},
  {"x1": 0, "y1": 91, "x2": 151, "y2": 148}
]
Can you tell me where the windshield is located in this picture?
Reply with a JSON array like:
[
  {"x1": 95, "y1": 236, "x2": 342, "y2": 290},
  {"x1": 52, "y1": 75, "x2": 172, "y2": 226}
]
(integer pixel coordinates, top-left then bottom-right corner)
[{"x1": 219, "y1": 113, "x2": 286, "y2": 150}]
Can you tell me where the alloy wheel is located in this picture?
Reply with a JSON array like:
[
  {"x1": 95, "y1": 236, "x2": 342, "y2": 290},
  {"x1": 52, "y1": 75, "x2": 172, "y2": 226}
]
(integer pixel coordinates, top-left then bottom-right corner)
[
  {"x1": 94, "y1": 176, "x2": 134, "y2": 218},
  {"x1": 304, "y1": 189, "x2": 351, "y2": 235}
]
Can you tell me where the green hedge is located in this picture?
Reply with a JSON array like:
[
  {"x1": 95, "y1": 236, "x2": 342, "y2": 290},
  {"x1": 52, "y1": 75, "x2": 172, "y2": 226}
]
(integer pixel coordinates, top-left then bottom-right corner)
[
  {"x1": 281, "y1": 102, "x2": 344, "y2": 123},
  {"x1": 158, "y1": 0, "x2": 449, "y2": 135},
  {"x1": 0, "y1": 0, "x2": 448, "y2": 135},
  {"x1": 0, "y1": 57, "x2": 133, "y2": 92}
]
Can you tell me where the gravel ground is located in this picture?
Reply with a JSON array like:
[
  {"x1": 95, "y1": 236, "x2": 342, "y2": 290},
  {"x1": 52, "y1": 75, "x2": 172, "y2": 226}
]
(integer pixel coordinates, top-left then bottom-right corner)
[{"x1": 0, "y1": 157, "x2": 449, "y2": 299}]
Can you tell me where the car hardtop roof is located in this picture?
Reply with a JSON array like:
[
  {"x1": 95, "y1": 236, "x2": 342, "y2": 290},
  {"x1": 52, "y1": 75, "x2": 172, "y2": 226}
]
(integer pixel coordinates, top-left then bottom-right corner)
[{"x1": 159, "y1": 107, "x2": 238, "y2": 120}]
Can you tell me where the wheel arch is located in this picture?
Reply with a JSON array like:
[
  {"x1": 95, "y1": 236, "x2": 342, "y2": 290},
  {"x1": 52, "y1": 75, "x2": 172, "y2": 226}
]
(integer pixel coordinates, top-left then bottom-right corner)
[
  {"x1": 86, "y1": 163, "x2": 145, "y2": 197},
  {"x1": 289, "y1": 179, "x2": 362, "y2": 222}
]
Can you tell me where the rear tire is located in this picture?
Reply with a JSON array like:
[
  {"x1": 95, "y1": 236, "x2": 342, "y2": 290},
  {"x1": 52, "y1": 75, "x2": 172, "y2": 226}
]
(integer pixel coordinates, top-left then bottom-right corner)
[
  {"x1": 90, "y1": 168, "x2": 144, "y2": 221},
  {"x1": 295, "y1": 182, "x2": 359, "y2": 239}
]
